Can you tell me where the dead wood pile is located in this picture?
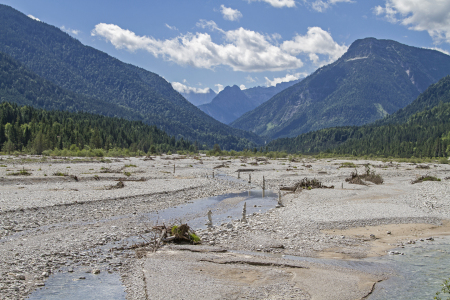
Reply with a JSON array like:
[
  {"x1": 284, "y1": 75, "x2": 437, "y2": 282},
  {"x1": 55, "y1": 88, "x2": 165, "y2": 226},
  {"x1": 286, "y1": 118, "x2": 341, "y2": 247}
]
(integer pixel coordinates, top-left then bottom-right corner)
[{"x1": 280, "y1": 177, "x2": 334, "y2": 192}]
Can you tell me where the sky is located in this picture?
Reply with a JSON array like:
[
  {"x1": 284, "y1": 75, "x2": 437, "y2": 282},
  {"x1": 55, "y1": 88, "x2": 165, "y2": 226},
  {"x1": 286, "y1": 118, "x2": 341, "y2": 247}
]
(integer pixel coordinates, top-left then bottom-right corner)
[{"x1": 2, "y1": 0, "x2": 450, "y2": 95}]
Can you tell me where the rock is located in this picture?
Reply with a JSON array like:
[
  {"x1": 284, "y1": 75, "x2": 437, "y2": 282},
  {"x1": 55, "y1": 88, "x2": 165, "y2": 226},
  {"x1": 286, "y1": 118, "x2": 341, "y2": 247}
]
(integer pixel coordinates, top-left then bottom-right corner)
[
  {"x1": 387, "y1": 231, "x2": 391, "y2": 235},
  {"x1": 35, "y1": 282, "x2": 45, "y2": 287},
  {"x1": 92, "y1": 269, "x2": 100, "y2": 275},
  {"x1": 68, "y1": 268, "x2": 74, "y2": 273},
  {"x1": 42, "y1": 272, "x2": 49, "y2": 277},
  {"x1": 78, "y1": 276, "x2": 86, "y2": 280},
  {"x1": 370, "y1": 234, "x2": 376, "y2": 239},
  {"x1": 426, "y1": 237, "x2": 434, "y2": 241},
  {"x1": 15, "y1": 274, "x2": 25, "y2": 280}
]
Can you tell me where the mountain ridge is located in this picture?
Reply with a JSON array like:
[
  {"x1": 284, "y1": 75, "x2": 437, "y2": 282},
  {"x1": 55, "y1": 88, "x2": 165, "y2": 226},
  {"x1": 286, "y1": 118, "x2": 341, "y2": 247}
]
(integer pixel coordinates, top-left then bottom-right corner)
[{"x1": 231, "y1": 38, "x2": 450, "y2": 141}]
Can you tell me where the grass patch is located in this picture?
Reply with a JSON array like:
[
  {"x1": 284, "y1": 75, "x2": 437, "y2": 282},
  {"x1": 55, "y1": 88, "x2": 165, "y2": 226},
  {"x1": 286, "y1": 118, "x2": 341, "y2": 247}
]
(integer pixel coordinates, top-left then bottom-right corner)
[
  {"x1": 412, "y1": 175, "x2": 441, "y2": 184},
  {"x1": 124, "y1": 164, "x2": 137, "y2": 168},
  {"x1": 52, "y1": 172, "x2": 68, "y2": 176},
  {"x1": 339, "y1": 162, "x2": 357, "y2": 168},
  {"x1": 7, "y1": 167, "x2": 31, "y2": 176},
  {"x1": 124, "y1": 171, "x2": 131, "y2": 177}
]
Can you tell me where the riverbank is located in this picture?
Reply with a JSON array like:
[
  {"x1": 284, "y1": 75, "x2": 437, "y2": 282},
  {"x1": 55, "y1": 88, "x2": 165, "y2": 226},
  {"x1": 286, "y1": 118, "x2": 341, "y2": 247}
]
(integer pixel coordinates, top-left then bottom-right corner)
[{"x1": 0, "y1": 154, "x2": 449, "y2": 299}]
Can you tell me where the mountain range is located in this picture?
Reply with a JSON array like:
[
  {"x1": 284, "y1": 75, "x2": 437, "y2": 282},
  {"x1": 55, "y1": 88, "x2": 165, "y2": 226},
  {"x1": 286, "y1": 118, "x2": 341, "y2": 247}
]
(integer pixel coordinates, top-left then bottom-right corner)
[
  {"x1": 0, "y1": 4, "x2": 261, "y2": 149},
  {"x1": 231, "y1": 38, "x2": 450, "y2": 141}
]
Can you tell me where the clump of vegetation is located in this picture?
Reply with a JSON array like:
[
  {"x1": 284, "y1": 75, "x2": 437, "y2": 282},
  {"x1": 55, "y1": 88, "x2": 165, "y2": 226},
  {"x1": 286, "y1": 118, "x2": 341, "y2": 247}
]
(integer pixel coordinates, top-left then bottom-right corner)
[
  {"x1": 345, "y1": 171, "x2": 366, "y2": 185},
  {"x1": 281, "y1": 177, "x2": 334, "y2": 192},
  {"x1": 168, "y1": 224, "x2": 201, "y2": 244},
  {"x1": 124, "y1": 164, "x2": 137, "y2": 168},
  {"x1": 360, "y1": 165, "x2": 384, "y2": 184},
  {"x1": 339, "y1": 162, "x2": 357, "y2": 168},
  {"x1": 123, "y1": 171, "x2": 132, "y2": 177},
  {"x1": 412, "y1": 175, "x2": 441, "y2": 184},
  {"x1": 53, "y1": 172, "x2": 68, "y2": 176},
  {"x1": 439, "y1": 157, "x2": 449, "y2": 164},
  {"x1": 7, "y1": 167, "x2": 31, "y2": 176},
  {"x1": 346, "y1": 165, "x2": 384, "y2": 185},
  {"x1": 435, "y1": 277, "x2": 450, "y2": 300}
]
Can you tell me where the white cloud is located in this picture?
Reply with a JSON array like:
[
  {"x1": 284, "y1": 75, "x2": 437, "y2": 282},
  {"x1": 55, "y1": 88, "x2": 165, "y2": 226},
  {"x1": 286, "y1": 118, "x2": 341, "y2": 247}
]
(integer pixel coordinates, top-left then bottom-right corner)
[
  {"x1": 165, "y1": 24, "x2": 178, "y2": 31},
  {"x1": 27, "y1": 14, "x2": 40, "y2": 21},
  {"x1": 92, "y1": 22, "x2": 347, "y2": 73},
  {"x1": 215, "y1": 84, "x2": 224, "y2": 93},
  {"x1": 171, "y1": 82, "x2": 210, "y2": 94},
  {"x1": 61, "y1": 26, "x2": 80, "y2": 35},
  {"x1": 220, "y1": 5, "x2": 243, "y2": 21},
  {"x1": 247, "y1": 0, "x2": 296, "y2": 8},
  {"x1": 240, "y1": 84, "x2": 247, "y2": 90},
  {"x1": 265, "y1": 72, "x2": 305, "y2": 87},
  {"x1": 305, "y1": 0, "x2": 353, "y2": 12},
  {"x1": 374, "y1": 0, "x2": 450, "y2": 44},
  {"x1": 91, "y1": 22, "x2": 304, "y2": 72},
  {"x1": 281, "y1": 27, "x2": 348, "y2": 65}
]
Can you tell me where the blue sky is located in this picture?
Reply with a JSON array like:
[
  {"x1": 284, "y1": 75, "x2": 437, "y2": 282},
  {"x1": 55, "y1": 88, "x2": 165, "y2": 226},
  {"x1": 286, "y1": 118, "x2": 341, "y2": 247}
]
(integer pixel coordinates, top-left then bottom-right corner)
[{"x1": 2, "y1": 0, "x2": 450, "y2": 95}]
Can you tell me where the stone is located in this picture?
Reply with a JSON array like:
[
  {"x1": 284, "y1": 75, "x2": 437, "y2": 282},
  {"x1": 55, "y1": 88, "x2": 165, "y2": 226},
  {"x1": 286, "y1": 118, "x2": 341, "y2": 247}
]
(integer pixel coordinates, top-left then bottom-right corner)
[
  {"x1": 42, "y1": 272, "x2": 49, "y2": 277},
  {"x1": 92, "y1": 269, "x2": 101, "y2": 275},
  {"x1": 15, "y1": 274, "x2": 25, "y2": 280},
  {"x1": 370, "y1": 234, "x2": 376, "y2": 239},
  {"x1": 387, "y1": 231, "x2": 391, "y2": 235}
]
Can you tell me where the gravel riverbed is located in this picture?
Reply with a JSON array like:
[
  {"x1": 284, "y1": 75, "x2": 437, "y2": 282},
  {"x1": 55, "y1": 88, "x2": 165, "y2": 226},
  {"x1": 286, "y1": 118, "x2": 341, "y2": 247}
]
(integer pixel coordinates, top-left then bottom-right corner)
[{"x1": 1, "y1": 154, "x2": 449, "y2": 299}]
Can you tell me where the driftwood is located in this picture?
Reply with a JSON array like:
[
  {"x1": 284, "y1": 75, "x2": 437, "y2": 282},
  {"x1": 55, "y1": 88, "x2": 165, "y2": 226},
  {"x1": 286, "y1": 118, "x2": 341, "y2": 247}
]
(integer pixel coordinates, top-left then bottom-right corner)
[
  {"x1": 154, "y1": 228, "x2": 167, "y2": 252},
  {"x1": 235, "y1": 168, "x2": 256, "y2": 173},
  {"x1": 115, "y1": 177, "x2": 147, "y2": 182},
  {"x1": 213, "y1": 164, "x2": 226, "y2": 169}
]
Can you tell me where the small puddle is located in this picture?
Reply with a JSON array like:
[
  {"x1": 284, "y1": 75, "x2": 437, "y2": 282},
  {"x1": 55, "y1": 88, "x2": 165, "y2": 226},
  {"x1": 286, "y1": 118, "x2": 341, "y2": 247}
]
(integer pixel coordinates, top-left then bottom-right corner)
[{"x1": 28, "y1": 270, "x2": 125, "y2": 300}]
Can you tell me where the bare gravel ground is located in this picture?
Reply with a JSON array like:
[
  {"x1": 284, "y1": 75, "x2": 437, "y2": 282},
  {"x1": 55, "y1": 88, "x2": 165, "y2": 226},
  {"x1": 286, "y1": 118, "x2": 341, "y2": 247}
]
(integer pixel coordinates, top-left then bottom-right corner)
[{"x1": 0, "y1": 154, "x2": 449, "y2": 299}]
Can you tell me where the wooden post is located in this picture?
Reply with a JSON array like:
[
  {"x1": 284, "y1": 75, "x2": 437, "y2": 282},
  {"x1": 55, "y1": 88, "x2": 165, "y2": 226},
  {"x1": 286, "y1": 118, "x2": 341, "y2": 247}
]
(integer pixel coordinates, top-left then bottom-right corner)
[
  {"x1": 242, "y1": 202, "x2": 247, "y2": 223},
  {"x1": 262, "y1": 176, "x2": 265, "y2": 190},
  {"x1": 173, "y1": 164, "x2": 175, "y2": 174},
  {"x1": 238, "y1": 171, "x2": 240, "y2": 179},
  {"x1": 248, "y1": 174, "x2": 251, "y2": 184},
  {"x1": 212, "y1": 171, "x2": 214, "y2": 178}
]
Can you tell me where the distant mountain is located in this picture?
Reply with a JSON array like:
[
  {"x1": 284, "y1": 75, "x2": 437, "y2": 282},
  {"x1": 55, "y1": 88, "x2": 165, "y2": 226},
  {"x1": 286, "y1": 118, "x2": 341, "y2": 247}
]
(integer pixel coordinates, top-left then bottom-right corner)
[
  {"x1": 268, "y1": 75, "x2": 450, "y2": 158},
  {"x1": 181, "y1": 89, "x2": 217, "y2": 106},
  {"x1": 198, "y1": 85, "x2": 256, "y2": 124},
  {"x1": 0, "y1": 4, "x2": 261, "y2": 149},
  {"x1": 198, "y1": 80, "x2": 301, "y2": 125},
  {"x1": 242, "y1": 79, "x2": 301, "y2": 107},
  {"x1": 231, "y1": 38, "x2": 450, "y2": 140}
]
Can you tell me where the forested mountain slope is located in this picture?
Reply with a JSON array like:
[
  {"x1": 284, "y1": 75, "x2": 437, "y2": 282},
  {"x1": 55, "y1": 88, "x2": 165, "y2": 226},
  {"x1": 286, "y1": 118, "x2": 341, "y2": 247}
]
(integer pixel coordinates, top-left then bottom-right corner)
[
  {"x1": 0, "y1": 4, "x2": 260, "y2": 149},
  {"x1": 268, "y1": 76, "x2": 450, "y2": 158},
  {"x1": 231, "y1": 38, "x2": 450, "y2": 141}
]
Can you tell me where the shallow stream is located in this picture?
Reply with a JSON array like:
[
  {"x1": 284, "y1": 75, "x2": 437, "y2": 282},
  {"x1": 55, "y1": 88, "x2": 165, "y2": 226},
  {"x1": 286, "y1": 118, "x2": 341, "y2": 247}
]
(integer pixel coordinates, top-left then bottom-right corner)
[{"x1": 27, "y1": 172, "x2": 450, "y2": 300}]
